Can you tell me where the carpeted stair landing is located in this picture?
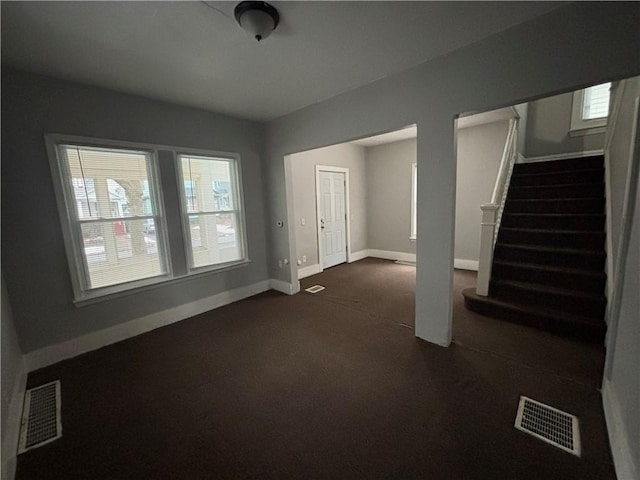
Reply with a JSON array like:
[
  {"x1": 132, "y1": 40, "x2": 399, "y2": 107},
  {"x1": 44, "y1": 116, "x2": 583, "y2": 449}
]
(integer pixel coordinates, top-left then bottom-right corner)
[{"x1": 463, "y1": 155, "x2": 607, "y2": 343}]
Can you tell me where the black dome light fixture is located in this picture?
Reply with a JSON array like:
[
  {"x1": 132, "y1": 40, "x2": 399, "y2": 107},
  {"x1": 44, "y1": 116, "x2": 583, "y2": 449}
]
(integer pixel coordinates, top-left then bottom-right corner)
[{"x1": 234, "y1": 1, "x2": 280, "y2": 42}]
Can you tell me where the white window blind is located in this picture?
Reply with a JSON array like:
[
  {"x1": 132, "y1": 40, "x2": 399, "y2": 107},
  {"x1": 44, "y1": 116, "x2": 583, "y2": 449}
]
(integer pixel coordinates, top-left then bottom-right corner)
[
  {"x1": 581, "y1": 82, "x2": 611, "y2": 120},
  {"x1": 178, "y1": 154, "x2": 246, "y2": 270},
  {"x1": 57, "y1": 145, "x2": 167, "y2": 292}
]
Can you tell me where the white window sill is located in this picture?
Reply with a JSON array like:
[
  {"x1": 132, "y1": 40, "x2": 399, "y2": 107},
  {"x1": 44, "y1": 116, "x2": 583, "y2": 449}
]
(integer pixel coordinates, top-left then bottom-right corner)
[
  {"x1": 74, "y1": 259, "x2": 251, "y2": 307},
  {"x1": 569, "y1": 126, "x2": 607, "y2": 137}
]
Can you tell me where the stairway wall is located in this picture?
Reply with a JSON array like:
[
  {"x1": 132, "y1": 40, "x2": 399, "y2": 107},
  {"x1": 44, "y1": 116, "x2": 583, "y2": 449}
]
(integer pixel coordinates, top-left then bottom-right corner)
[{"x1": 525, "y1": 91, "x2": 605, "y2": 158}]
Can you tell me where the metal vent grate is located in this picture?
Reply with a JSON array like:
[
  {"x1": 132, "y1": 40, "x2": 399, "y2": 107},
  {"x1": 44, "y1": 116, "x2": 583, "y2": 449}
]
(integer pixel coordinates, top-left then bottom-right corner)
[
  {"x1": 18, "y1": 381, "x2": 62, "y2": 454},
  {"x1": 305, "y1": 285, "x2": 325, "y2": 294},
  {"x1": 515, "y1": 396, "x2": 580, "y2": 457}
]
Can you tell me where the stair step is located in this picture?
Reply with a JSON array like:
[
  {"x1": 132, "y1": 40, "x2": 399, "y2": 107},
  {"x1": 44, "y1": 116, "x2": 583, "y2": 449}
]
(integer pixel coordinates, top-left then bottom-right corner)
[
  {"x1": 491, "y1": 260, "x2": 606, "y2": 294},
  {"x1": 504, "y1": 197, "x2": 605, "y2": 214},
  {"x1": 462, "y1": 287, "x2": 606, "y2": 343},
  {"x1": 513, "y1": 156, "x2": 604, "y2": 174},
  {"x1": 508, "y1": 182, "x2": 604, "y2": 199},
  {"x1": 489, "y1": 280, "x2": 606, "y2": 319},
  {"x1": 501, "y1": 213, "x2": 605, "y2": 231},
  {"x1": 510, "y1": 168, "x2": 603, "y2": 187},
  {"x1": 494, "y1": 243, "x2": 605, "y2": 270},
  {"x1": 497, "y1": 227, "x2": 605, "y2": 249}
]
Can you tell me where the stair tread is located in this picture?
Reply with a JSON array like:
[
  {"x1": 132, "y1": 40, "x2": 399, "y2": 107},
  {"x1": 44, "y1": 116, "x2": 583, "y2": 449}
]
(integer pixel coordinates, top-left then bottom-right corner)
[
  {"x1": 507, "y1": 197, "x2": 604, "y2": 202},
  {"x1": 498, "y1": 243, "x2": 606, "y2": 256},
  {"x1": 493, "y1": 260, "x2": 606, "y2": 278},
  {"x1": 462, "y1": 288, "x2": 605, "y2": 327},
  {"x1": 500, "y1": 227, "x2": 605, "y2": 235},
  {"x1": 510, "y1": 182, "x2": 603, "y2": 189},
  {"x1": 491, "y1": 279, "x2": 606, "y2": 300},
  {"x1": 503, "y1": 213, "x2": 604, "y2": 218},
  {"x1": 512, "y1": 167, "x2": 603, "y2": 178}
]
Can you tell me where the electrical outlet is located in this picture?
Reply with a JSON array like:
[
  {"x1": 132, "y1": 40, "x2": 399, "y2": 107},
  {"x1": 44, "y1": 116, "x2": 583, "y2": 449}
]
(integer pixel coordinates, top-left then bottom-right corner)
[
  {"x1": 278, "y1": 260, "x2": 283, "y2": 268},
  {"x1": 302, "y1": 255, "x2": 307, "y2": 263},
  {"x1": 301, "y1": 217, "x2": 306, "y2": 226}
]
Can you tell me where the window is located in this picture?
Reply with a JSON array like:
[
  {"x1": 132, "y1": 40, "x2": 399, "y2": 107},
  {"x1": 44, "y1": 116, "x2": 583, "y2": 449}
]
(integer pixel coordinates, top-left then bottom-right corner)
[
  {"x1": 51, "y1": 142, "x2": 169, "y2": 300},
  {"x1": 410, "y1": 163, "x2": 417, "y2": 240},
  {"x1": 178, "y1": 154, "x2": 247, "y2": 270},
  {"x1": 47, "y1": 135, "x2": 249, "y2": 303},
  {"x1": 570, "y1": 82, "x2": 611, "y2": 135}
]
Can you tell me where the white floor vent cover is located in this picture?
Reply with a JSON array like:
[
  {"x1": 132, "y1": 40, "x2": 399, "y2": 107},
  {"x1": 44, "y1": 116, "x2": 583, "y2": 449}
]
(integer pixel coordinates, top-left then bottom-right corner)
[
  {"x1": 305, "y1": 285, "x2": 325, "y2": 294},
  {"x1": 18, "y1": 380, "x2": 62, "y2": 454},
  {"x1": 515, "y1": 396, "x2": 580, "y2": 457}
]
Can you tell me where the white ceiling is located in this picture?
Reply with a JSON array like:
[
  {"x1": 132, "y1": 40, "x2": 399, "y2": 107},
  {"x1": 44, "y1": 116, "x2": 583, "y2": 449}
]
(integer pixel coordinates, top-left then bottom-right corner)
[{"x1": 1, "y1": 2, "x2": 565, "y2": 122}]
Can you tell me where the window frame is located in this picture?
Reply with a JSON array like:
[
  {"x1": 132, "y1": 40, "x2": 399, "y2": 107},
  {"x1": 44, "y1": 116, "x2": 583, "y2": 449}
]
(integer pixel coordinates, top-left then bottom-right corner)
[
  {"x1": 570, "y1": 83, "x2": 611, "y2": 136},
  {"x1": 46, "y1": 134, "x2": 173, "y2": 303},
  {"x1": 46, "y1": 134, "x2": 250, "y2": 305},
  {"x1": 176, "y1": 151, "x2": 249, "y2": 274},
  {"x1": 410, "y1": 162, "x2": 417, "y2": 240}
]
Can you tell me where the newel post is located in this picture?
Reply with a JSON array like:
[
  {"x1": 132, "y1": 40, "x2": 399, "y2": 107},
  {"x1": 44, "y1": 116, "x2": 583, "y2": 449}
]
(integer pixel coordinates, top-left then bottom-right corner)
[{"x1": 476, "y1": 204, "x2": 499, "y2": 296}]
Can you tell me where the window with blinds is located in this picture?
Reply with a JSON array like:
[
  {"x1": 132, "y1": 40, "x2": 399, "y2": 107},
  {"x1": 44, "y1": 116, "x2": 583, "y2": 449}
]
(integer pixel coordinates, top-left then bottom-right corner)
[
  {"x1": 178, "y1": 154, "x2": 246, "y2": 270},
  {"x1": 581, "y1": 82, "x2": 611, "y2": 120},
  {"x1": 55, "y1": 144, "x2": 168, "y2": 296},
  {"x1": 570, "y1": 82, "x2": 611, "y2": 134}
]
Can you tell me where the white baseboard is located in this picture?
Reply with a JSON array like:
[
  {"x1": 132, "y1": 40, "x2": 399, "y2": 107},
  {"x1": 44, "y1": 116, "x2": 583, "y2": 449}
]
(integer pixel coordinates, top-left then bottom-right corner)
[
  {"x1": 522, "y1": 149, "x2": 604, "y2": 164},
  {"x1": 269, "y1": 278, "x2": 296, "y2": 295},
  {"x1": 348, "y1": 250, "x2": 368, "y2": 263},
  {"x1": 2, "y1": 358, "x2": 26, "y2": 480},
  {"x1": 298, "y1": 264, "x2": 321, "y2": 279},
  {"x1": 367, "y1": 249, "x2": 416, "y2": 263},
  {"x1": 454, "y1": 259, "x2": 479, "y2": 271},
  {"x1": 25, "y1": 280, "x2": 272, "y2": 372},
  {"x1": 602, "y1": 380, "x2": 639, "y2": 480}
]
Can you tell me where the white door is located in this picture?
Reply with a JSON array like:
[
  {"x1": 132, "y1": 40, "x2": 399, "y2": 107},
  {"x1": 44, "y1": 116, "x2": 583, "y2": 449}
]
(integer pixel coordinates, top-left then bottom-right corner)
[{"x1": 319, "y1": 171, "x2": 347, "y2": 269}]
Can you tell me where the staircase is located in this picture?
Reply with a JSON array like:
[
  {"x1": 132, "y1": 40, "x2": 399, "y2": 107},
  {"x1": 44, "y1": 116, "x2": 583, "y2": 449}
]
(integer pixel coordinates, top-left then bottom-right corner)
[{"x1": 463, "y1": 155, "x2": 607, "y2": 343}]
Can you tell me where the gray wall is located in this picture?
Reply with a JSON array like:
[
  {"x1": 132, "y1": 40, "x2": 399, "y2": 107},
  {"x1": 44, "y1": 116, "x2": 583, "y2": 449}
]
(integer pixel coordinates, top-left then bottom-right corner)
[
  {"x1": 605, "y1": 76, "x2": 640, "y2": 478},
  {"x1": 1, "y1": 69, "x2": 269, "y2": 352},
  {"x1": 366, "y1": 139, "x2": 416, "y2": 254},
  {"x1": 455, "y1": 121, "x2": 509, "y2": 264},
  {"x1": 289, "y1": 143, "x2": 367, "y2": 268},
  {"x1": 265, "y1": 3, "x2": 640, "y2": 347},
  {"x1": 525, "y1": 91, "x2": 605, "y2": 157},
  {"x1": 1, "y1": 273, "x2": 23, "y2": 480}
]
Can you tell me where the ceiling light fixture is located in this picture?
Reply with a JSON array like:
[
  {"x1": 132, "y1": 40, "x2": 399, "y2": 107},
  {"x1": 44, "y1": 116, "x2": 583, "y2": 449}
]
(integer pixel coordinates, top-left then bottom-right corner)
[{"x1": 234, "y1": 1, "x2": 279, "y2": 42}]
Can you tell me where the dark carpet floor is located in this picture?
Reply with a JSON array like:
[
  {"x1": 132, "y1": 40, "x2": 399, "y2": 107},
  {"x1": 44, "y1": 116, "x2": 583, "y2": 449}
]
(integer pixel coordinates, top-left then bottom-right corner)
[{"x1": 18, "y1": 258, "x2": 614, "y2": 479}]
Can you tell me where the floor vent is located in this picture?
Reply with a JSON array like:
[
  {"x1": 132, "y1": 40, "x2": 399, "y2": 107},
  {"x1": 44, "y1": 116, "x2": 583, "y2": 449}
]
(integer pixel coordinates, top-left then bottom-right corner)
[
  {"x1": 18, "y1": 381, "x2": 62, "y2": 454},
  {"x1": 515, "y1": 396, "x2": 580, "y2": 457},
  {"x1": 305, "y1": 285, "x2": 325, "y2": 294}
]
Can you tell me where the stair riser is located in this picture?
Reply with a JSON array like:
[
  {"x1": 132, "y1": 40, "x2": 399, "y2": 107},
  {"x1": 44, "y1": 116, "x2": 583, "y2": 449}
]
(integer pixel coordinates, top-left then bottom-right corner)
[
  {"x1": 504, "y1": 198, "x2": 605, "y2": 214},
  {"x1": 501, "y1": 214, "x2": 604, "y2": 231},
  {"x1": 491, "y1": 263, "x2": 606, "y2": 294},
  {"x1": 497, "y1": 229, "x2": 605, "y2": 250},
  {"x1": 510, "y1": 170, "x2": 603, "y2": 187},
  {"x1": 513, "y1": 156, "x2": 604, "y2": 174},
  {"x1": 494, "y1": 245, "x2": 605, "y2": 270},
  {"x1": 463, "y1": 295, "x2": 605, "y2": 343},
  {"x1": 508, "y1": 183, "x2": 604, "y2": 199},
  {"x1": 489, "y1": 282, "x2": 605, "y2": 319}
]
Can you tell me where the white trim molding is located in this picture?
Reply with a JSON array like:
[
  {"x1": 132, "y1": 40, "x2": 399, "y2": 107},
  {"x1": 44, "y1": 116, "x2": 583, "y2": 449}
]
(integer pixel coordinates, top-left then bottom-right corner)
[
  {"x1": 298, "y1": 264, "x2": 321, "y2": 279},
  {"x1": 521, "y1": 150, "x2": 604, "y2": 164},
  {"x1": 602, "y1": 380, "x2": 639, "y2": 480},
  {"x1": 25, "y1": 280, "x2": 272, "y2": 371},
  {"x1": 454, "y1": 259, "x2": 479, "y2": 271},
  {"x1": 367, "y1": 249, "x2": 416, "y2": 263},
  {"x1": 348, "y1": 250, "x2": 368, "y2": 263},
  {"x1": 269, "y1": 278, "x2": 297, "y2": 295}
]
